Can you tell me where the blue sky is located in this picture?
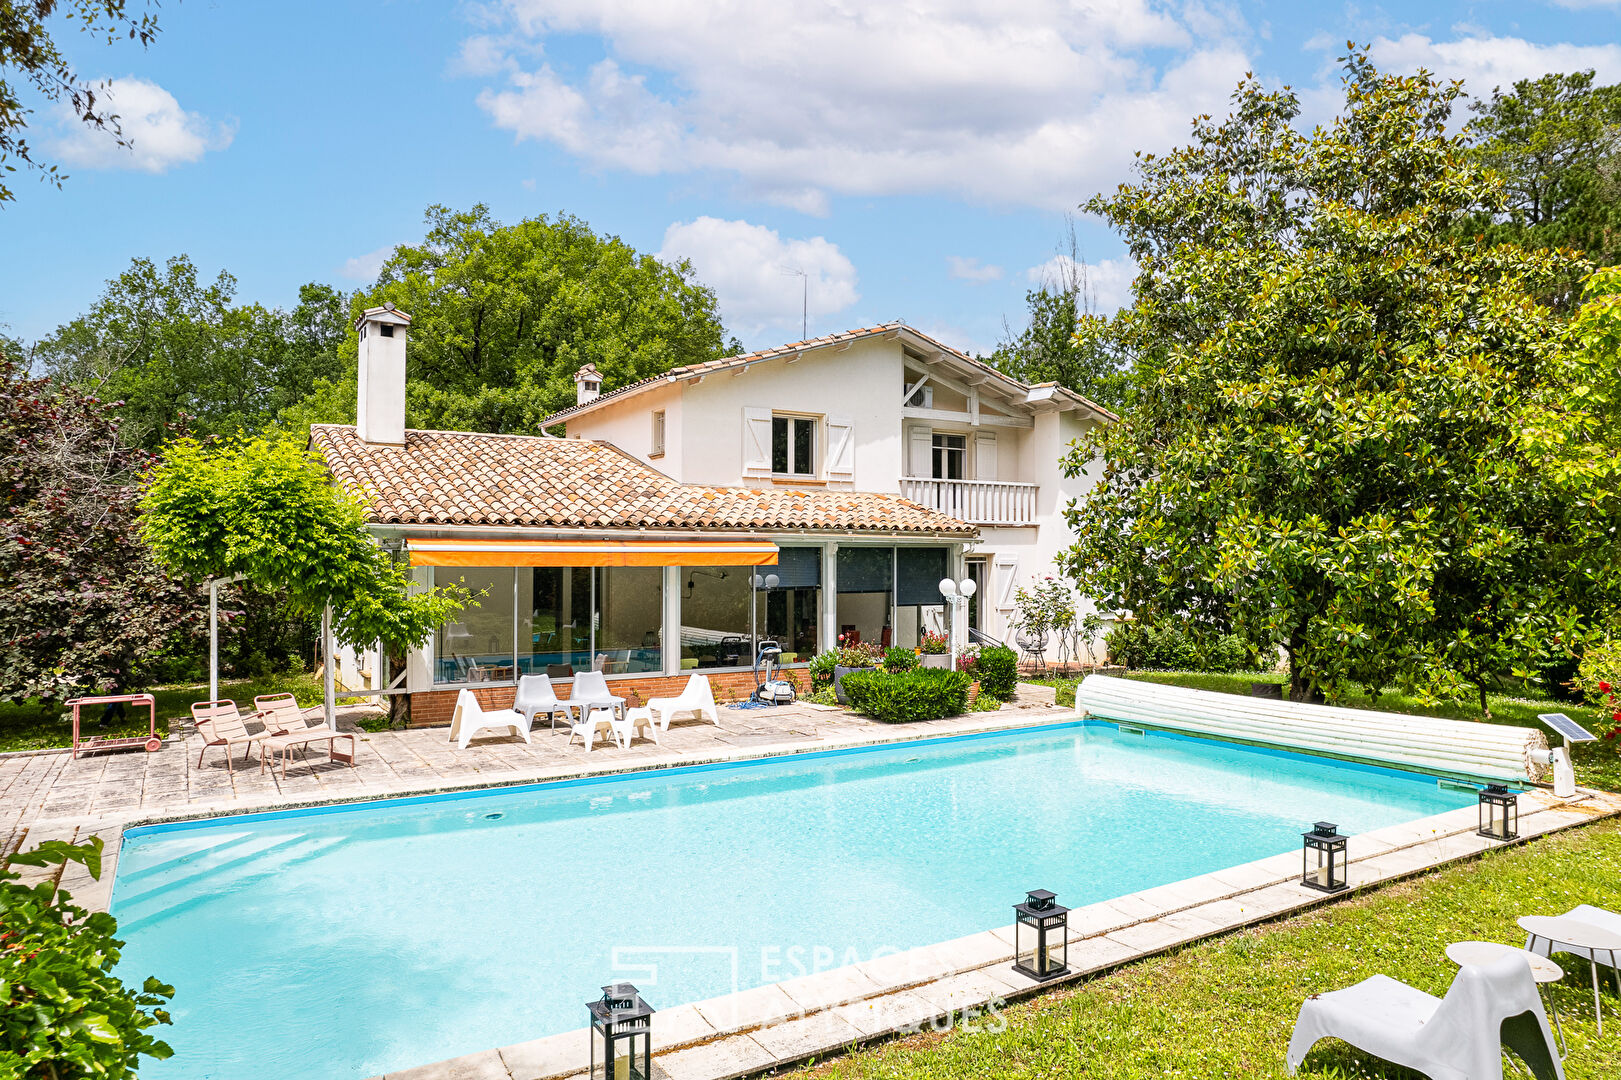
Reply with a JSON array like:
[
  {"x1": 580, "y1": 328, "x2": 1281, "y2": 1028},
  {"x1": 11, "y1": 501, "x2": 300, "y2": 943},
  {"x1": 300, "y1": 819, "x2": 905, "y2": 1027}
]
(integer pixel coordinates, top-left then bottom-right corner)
[{"x1": 4, "y1": 1, "x2": 1619, "y2": 355}]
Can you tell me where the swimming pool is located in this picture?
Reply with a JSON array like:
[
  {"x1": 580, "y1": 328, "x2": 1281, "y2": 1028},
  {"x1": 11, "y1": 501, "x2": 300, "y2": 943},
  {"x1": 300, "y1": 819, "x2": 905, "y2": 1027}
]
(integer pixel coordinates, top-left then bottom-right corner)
[{"x1": 111, "y1": 720, "x2": 1475, "y2": 1080}]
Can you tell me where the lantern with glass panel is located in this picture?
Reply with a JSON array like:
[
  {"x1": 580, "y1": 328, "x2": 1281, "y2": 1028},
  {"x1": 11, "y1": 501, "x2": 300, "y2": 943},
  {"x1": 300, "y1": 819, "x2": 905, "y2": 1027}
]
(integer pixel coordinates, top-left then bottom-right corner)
[
  {"x1": 588, "y1": 983, "x2": 653, "y2": 1080},
  {"x1": 1013, "y1": 889, "x2": 1070, "y2": 981}
]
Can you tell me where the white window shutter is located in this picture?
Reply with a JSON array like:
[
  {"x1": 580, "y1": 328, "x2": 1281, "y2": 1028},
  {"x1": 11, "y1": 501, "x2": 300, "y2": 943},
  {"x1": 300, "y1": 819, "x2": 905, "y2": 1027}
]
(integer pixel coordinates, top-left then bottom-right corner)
[
  {"x1": 974, "y1": 431, "x2": 998, "y2": 481},
  {"x1": 908, "y1": 426, "x2": 933, "y2": 477},
  {"x1": 743, "y1": 407, "x2": 773, "y2": 476},
  {"x1": 993, "y1": 554, "x2": 1020, "y2": 611},
  {"x1": 826, "y1": 416, "x2": 855, "y2": 480}
]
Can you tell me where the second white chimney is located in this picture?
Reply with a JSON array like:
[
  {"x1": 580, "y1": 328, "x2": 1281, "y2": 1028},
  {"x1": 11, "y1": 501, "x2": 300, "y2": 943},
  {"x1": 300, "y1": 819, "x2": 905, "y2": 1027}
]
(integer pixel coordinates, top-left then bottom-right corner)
[
  {"x1": 355, "y1": 304, "x2": 410, "y2": 444},
  {"x1": 574, "y1": 363, "x2": 601, "y2": 406}
]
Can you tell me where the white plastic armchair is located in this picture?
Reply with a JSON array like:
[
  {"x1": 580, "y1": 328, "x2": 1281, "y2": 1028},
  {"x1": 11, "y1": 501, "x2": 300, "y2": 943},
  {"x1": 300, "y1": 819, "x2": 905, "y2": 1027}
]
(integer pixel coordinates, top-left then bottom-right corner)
[
  {"x1": 647, "y1": 674, "x2": 719, "y2": 733},
  {"x1": 513, "y1": 674, "x2": 571, "y2": 730},
  {"x1": 448, "y1": 689, "x2": 532, "y2": 750},
  {"x1": 564, "y1": 670, "x2": 621, "y2": 721},
  {"x1": 1286, "y1": 952, "x2": 1563, "y2": 1080}
]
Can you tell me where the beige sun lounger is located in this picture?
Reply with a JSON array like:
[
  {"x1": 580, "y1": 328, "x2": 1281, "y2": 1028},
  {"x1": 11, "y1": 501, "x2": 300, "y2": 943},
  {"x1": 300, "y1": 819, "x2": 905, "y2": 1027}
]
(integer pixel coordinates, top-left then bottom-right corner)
[
  {"x1": 193, "y1": 700, "x2": 276, "y2": 774},
  {"x1": 254, "y1": 693, "x2": 356, "y2": 778}
]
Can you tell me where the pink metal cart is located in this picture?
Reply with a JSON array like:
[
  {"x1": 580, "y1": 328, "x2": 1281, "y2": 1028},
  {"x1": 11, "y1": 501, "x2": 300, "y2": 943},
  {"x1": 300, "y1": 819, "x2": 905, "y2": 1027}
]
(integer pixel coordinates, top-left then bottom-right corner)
[{"x1": 68, "y1": 693, "x2": 161, "y2": 759}]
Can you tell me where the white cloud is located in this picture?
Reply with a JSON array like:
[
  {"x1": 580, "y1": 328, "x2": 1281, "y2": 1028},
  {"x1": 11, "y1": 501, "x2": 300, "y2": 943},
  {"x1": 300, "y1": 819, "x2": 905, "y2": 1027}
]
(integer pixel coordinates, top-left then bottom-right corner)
[
  {"x1": 658, "y1": 217, "x2": 859, "y2": 341},
  {"x1": 52, "y1": 77, "x2": 233, "y2": 173},
  {"x1": 1024, "y1": 255, "x2": 1137, "y2": 313},
  {"x1": 468, "y1": 1, "x2": 1252, "y2": 211},
  {"x1": 339, "y1": 245, "x2": 395, "y2": 282},
  {"x1": 1368, "y1": 33, "x2": 1621, "y2": 98},
  {"x1": 946, "y1": 256, "x2": 1003, "y2": 283}
]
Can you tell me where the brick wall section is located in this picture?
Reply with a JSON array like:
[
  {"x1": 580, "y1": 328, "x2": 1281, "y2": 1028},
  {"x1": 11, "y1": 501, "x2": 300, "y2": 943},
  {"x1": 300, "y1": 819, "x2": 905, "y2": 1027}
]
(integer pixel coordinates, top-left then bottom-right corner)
[{"x1": 410, "y1": 669, "x2": 813, "y2": 726}]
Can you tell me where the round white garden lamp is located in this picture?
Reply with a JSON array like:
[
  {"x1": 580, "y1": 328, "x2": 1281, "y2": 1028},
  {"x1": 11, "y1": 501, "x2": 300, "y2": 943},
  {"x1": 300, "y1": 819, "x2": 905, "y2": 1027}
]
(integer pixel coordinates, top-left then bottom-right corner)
[{"x1": 938, "y1": 577, "x2": 977, "y2": 670}]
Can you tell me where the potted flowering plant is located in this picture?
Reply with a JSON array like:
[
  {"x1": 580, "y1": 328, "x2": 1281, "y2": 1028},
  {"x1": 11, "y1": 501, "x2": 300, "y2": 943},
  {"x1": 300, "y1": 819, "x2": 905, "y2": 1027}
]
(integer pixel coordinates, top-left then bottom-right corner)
[
  {"x1": 832, "y1": 636, "x2": 882, "y2": 704},
  {"x1": 918, "y1": 630, "x2": 951, "y2": 668}
]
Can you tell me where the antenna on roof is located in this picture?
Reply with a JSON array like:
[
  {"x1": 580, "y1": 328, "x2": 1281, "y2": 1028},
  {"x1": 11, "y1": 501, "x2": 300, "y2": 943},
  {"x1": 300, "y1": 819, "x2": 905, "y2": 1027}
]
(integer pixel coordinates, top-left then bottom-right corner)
[{"x1": 779, "y1": 265, "x2": 808, "y2": 339}]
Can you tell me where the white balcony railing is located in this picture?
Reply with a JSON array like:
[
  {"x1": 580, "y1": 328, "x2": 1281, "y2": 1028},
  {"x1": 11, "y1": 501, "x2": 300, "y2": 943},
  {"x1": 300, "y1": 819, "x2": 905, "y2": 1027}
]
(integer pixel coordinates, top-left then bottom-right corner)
[{"x1": 899, "y1": 477, "x2": 1039, "y2": 526}]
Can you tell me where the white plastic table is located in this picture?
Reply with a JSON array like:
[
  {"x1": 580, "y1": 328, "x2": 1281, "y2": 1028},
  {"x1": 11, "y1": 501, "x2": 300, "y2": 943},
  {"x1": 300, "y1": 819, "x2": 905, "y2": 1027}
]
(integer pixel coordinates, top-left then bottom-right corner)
[
  {"x1": 1519, "y1": 915, "x2": 1621, "y2": 1035},
  {"x1": 1447, "y1": 941, "x2": 1566, "y2": 1056}
]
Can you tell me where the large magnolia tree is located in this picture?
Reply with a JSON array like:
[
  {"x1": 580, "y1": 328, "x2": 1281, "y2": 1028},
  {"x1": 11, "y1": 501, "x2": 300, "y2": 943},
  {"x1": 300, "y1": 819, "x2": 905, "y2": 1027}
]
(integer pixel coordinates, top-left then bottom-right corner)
[{"x1": 1063, "y1": 50, "x2": 1611, "y2": 707}]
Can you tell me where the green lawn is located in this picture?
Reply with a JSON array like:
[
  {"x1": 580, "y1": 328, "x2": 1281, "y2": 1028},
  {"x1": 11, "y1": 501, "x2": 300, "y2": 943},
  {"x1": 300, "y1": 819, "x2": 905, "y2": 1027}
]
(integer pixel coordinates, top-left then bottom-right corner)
[
  {"x1": 803, "y1": 820, "x2": 1621, "y2": 1080},
  {"x1": 1032, "y1": 669, "x2": 1621, "y2": 794},
  {"x1": 0, "y1": 671, "x2": 343, "y2": 753}
]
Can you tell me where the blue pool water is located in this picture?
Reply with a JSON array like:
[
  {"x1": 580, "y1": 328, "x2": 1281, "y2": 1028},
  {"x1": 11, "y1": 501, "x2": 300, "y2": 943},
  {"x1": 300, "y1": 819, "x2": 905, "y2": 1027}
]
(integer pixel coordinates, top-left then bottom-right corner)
[{"x1": 111, "y1": 721, "x2": 1473, "y2": 1080}]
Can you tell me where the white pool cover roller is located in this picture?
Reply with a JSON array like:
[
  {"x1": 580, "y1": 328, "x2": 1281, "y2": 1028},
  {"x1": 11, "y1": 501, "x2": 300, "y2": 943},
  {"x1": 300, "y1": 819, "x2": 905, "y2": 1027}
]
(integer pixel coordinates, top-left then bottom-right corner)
[{"x1": 1076, "y1": 675, "x2": 1549, "y2": 785}]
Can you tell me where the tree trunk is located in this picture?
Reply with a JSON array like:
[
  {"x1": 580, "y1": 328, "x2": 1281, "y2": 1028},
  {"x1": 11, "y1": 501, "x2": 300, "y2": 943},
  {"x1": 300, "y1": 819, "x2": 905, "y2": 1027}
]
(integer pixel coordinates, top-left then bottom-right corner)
[
  {"x1": 1287, "y1": 627, "x2": 1313, "y2": 703},
  {"x1": 1478, "y1": 680, "x2": 1491, "y2": 719}
]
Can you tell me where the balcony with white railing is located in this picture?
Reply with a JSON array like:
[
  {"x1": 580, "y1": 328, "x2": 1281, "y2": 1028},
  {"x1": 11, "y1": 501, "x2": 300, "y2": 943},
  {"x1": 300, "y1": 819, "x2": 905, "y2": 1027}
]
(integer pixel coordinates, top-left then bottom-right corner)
[{"x1": 899, "y1": 476, "x2": 1039, "y2": 526}]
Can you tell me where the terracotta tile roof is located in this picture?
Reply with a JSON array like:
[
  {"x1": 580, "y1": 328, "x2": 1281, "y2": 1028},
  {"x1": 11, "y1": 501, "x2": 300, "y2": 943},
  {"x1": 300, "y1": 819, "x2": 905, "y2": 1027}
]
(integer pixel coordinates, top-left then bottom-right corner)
[
  {"x1": 310, "y1": 424, "x2": 977, "y2": 536},
  {"x1": 537, "y1": 322, "x2": 1116, "y2": 427}
]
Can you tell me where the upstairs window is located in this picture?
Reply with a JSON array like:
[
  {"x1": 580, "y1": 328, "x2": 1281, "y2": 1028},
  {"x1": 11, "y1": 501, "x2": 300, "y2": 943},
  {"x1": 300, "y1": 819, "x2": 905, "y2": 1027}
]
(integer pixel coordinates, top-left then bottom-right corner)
[
  {"x1": 932, "y1": 433, "x2": 966, "y2": 480},
  {"x1": 772, "y1": 415, "x2": 817, "y2": 475},
  {"x1": 651, "y1": 410, "x2": 666, "y2": 456}
]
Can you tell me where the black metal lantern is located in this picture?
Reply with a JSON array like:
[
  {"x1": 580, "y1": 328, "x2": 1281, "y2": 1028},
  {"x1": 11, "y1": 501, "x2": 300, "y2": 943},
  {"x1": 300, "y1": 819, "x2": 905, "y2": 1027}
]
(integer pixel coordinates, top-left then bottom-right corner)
[
  {"x1": 588, "y1": 983, "x2": 653, "y2": 1080},
  {"x1": 1013, "y1": 888, "x2": 1070, "y2": 981},
  {"x1": 1301, "y1": 821, "x2": 1348, "y2": 893},
  {"x1": 1478, "y1": 784, "x2": 1519, "y2": 841}
]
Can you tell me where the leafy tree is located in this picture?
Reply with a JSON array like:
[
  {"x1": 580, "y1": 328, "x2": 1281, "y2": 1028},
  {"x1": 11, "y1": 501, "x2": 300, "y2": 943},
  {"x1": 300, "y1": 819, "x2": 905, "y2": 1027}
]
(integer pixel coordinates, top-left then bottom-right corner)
[
  {"x1": 1062, "y1": 49, "x2": 1593, "y2": 709},
  {"x1": 1, "y1": 838, "x2": 174, "y2": 1078},
  {"x1": 140, "y1": 433, "x2": 469, "y2": 719},
  {"x1": 0, "y1": 1, "x2": 160, "y2": 205},
  {"x1": 0, "y1": 350, "x2": 203, "y2": 704},
  {"x1": 990, "y1": 223, "x2": 1130, "y2": 410},
  {"x1": 1467, "y1": 71, "x2": 1621, "y2": 273},
  {"x1": 289, "y1": 204, "x2": 731, "y2": 434},
  {"x1": 33, "y1": 257, "x2": 350, "y2": 448}
]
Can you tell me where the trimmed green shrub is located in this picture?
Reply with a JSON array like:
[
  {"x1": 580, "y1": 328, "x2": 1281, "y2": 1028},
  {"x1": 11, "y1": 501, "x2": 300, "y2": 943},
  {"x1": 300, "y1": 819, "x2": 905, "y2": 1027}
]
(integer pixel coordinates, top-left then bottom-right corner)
[
  {"x1": 975, "y1": 645, "x2": 1019, "y2": 701},
  {"x1": 841, "y1": 668, "x2": 972, "y2": 722},
  {"x1": 1, "y1": 839, "x2": 174, "y2": 1078},
  {"x1": 1105, "y1": 623, "x2": 1247, "y2": 673},
  {"x1": 807, "y1": 649, "x2": 839, "y2": 689},
  {"x1": 1197, "y1": 634, "x2": 1249, "y2": 674},
  {"x1": 882, "y1": 646, "x2": 919, "y2": 673}
]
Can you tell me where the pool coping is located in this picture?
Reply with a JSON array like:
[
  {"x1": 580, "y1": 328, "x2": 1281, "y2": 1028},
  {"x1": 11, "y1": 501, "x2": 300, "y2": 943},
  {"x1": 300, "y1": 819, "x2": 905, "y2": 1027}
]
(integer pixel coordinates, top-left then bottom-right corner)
[{"x1": 371, "y1": 785, "x2": 1621, "y2": 1080}]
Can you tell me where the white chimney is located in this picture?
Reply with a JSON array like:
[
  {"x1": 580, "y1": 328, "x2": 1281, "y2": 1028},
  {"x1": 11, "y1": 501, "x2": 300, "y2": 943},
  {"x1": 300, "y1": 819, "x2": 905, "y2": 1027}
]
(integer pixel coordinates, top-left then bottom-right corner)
[
  {"x1": 574, "y1": 363, "x2": 602, "y2": 406},
  {"x1": 355, "y1": 304, "x2": 410, "y2": 444}
]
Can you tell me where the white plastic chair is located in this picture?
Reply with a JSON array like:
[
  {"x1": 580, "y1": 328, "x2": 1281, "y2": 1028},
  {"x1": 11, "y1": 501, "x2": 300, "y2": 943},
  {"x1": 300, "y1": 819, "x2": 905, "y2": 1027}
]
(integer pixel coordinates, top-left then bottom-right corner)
[
  {"x1": 513, "y1": 674, "x2": 571, "y2": 730},
  {"x1": 448, "y1": 689, "x2": 532, "y2": 750},
  {"x1": 1287, "y1": 952, "x2": 1564, "y2": 1080},
  {"x1": 647, "y1": 674, "x2": 719, "y2": 733},
  {"x1": 564, "y1": 670, "x2": 622, "y2": 722}
]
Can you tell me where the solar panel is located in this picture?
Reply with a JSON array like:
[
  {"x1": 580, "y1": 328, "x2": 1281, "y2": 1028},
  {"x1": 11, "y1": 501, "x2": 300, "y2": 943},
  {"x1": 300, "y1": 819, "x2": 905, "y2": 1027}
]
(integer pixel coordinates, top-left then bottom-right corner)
[{"x1": 1538, "y1": 713, "x2": 1598, "y2": 744}]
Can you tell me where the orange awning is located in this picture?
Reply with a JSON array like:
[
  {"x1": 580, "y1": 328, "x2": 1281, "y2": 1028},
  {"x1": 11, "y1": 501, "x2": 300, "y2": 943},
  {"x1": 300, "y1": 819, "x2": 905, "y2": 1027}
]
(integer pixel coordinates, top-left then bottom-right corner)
[{"x1": 408, "y1": 537, "x2": 779, "y2": 568}]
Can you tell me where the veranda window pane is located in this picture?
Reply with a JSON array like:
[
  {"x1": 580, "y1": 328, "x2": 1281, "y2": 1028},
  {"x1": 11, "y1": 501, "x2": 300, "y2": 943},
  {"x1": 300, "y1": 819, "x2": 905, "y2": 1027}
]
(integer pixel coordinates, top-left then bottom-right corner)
[
  {"x1": 836, "y1": 547, "x2": 893, "y2": 648},
  {"x1": 754, "y1": 548, "x2": 821, "y2": 662},
  {"x1": 595, "y1": 567, "x2": 663, "y2": 674},
  {"x1": 519, "y1": 567, "x2": 593, "y2": 676},
  {"x1": 434, "y1": 567, "x2": 515, "y2": 683},
  {"x1": 680, "y1": 566, "x2": 754, "y2": 669}
]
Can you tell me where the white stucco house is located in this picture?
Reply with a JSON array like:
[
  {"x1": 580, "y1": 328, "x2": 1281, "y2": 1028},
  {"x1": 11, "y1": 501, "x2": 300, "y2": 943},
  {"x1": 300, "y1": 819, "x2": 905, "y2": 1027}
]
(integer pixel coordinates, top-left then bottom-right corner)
[
  {"x1": 314, "y1": 312, "x2": 1113, "y2": 721},
  {"x1": 540, "y1": 323, "x2": 1116, "y2": 653}
]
